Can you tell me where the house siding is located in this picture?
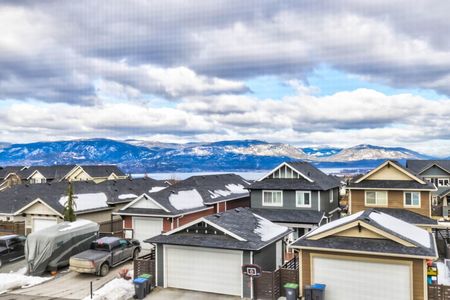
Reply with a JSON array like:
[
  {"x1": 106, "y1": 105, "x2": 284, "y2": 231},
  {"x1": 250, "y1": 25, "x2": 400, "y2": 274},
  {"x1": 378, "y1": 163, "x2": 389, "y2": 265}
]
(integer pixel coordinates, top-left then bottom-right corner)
[
  {"x1": 421, "y1": 166, "x2": 450, "y2": 177},
  {"x1": 225, "y1": 196, "x2": 250, "y2": 211},
  {"x1": 251, "y1": 190, "x2": 320, "y2": 211},
  {"x1": 161, "y1": 207, "x2": 216, "y2": 232},
  {"x1": 299, "y1": 249, "x2": 425, "y2": 300},
  {"x1": 350, "y1": 190, "x2": 431, "y2": 217},
  {"x1": 254, "y1": 242, "x2": 278, "y2": 271}
]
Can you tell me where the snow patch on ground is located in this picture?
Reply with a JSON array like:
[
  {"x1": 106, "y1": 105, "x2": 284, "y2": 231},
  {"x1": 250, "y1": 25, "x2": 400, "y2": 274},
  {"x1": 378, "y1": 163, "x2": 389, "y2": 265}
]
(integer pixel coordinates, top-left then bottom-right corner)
[
  {"x1": 0, "y1": 271, "x2": 52, "y2": 294},
  {"x1": 253, "y1": 214, "x2": 288, "y2": 241},
  {"x1": 118, "y1": 194, "x2": 138, "y2": 200},
  {"x1": 307, "y1": 211, "x2": 364, "y2": 237},
  {"x1": 149, "y1": 186, "x2": 166, "y2": 193},
  {"x1": 169, "y1": 189, "x2": 204, "y2": 210},
  {"x1": 370, "y1": 211, "x2": 431, "y2": 248},
  {"x1": 82, "y1": 278, "x2": 134, "y2": 300},
  {"x1": 59, "y1": 193, "x2": 108, "y2": 212},
  {"x1": 437, "y1": 262, "x2": 450, "y2": 285}
]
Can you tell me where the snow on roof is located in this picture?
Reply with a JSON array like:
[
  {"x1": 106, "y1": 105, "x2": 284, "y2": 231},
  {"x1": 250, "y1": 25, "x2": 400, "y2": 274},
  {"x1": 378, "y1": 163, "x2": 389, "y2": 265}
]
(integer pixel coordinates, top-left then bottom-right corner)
[
  {"x1": 306, "y1": 211, "x2": 364, "y2": 238},
  {"x1": 370, "y1": 211, "x2": 431, "y2": 248},
  {"x1": 253, "y1": 214, "x2": 288, "y2": 242},
  {"x1": 209, "y1": 184, "x2": 247, "y2": 199},
  {"x1": 168, "y1": 189, "x2": 204, "y2": 211},
  {"x1": 59, "y1": 193, "x2": 108, "y2": 212},
  {"x1": 118, "y1": 194, "x2": 138, "y2": 200},
  {"x1": 149, "y1": 186, "x2": 166, "y2": 193}
]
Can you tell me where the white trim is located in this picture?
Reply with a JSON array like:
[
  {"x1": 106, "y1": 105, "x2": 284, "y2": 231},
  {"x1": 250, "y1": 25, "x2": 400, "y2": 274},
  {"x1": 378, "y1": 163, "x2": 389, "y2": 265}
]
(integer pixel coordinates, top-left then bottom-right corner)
[
  {"x1": 318, "y1": 191, "x2": 321, "y2": 211},
  {"x1": 262, "y1": 190, "x2": 283, "y2": 207},
  {"x1": 348, "y1": 187, "x2": 436, "y2": 191},
  {"x1": 241, "y1": 251, "x2": 244, "y2": 298},
  {"x1": 295, "y1": 191, "x2": 312, "y2": 208},
  {"x1": 364, "y1": 191, "x2": 388, "y2": 207},
  {"x1": 403, "y1": 191, "x2": 421, "y2": 208},
  {"x1": 114, "y1": 206, "x2": 212, "y2": 218},
  {"x1": 355, "y1": 160, "x2": 426, "y2": 184},
  {"x1": 250, "y1": 251, "x2": 253, "y2": 299},
  {"x1": 418, "y1": 163, "x2": 450, "y2": 176},
  {"x1": 163, "y1": 244, "x2": 167, "y2": 288},
  {"x1": 60, "y1": 165, "x2": 83, "y2": 181},
  {"x1": 155, "y1": 244, "x2": 159, "y2": 286},
  {"x1": 14, "y1": 198, "x2": 64, "y2": 217},
  {"x1": 257, "y1": 162, "x2": 314, "y2": 182},
  {"x1": 162, "y1": 217, "x2": 247, "y2": 242},
  {"x1": 121, "y1": 193, "x2": 171, "y2": 212},
  {"x1": 329, "y1": 189, "x2": 334, "y2": 203}
]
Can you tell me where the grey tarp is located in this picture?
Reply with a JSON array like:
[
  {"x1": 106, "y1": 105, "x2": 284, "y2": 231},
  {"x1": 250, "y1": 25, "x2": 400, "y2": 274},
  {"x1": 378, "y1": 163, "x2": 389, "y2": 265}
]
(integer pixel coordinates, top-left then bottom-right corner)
[{"x1": 25, "y1": 219, "x2": 99, "y2": 275}]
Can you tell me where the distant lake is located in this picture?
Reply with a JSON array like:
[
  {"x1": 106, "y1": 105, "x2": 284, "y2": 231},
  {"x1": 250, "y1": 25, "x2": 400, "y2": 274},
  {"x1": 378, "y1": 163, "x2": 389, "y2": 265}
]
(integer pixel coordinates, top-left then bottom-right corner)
[{"x1": 133, "y1": 167, "x2": 360, "y2": 181}]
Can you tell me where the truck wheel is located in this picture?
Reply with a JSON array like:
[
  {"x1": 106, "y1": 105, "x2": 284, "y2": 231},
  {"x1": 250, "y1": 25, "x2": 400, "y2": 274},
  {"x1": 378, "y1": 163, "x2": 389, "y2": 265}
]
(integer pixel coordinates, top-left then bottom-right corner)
[
  {"x1": 133, "y1": 249, "x2": 140, "y2": 259},
  {"x1": 99, "y1": 263, "x2": 110, "y2": 277}
]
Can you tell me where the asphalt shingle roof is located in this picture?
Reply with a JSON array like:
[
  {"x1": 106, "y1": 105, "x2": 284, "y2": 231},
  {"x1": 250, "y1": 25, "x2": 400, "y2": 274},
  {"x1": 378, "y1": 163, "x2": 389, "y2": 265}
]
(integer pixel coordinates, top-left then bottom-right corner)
[
  {"x1": 147, "y1": 208, "x2": 292, "y2": 251},
  {"x1": 371, "y1": 208, "x2": 437, "y2": 225},
  {"x1": 291, "y1": 209, "x2": 437, "y2": 258},
  {"x1": 347, "y1": 180, "x2": 436, "y2": 190},
  {"x1": 250, "y1": 208, "x2": 324, "y2": 225},
  {"x1": 407, "y1": 160, "x2": 450, "y2": 175}
]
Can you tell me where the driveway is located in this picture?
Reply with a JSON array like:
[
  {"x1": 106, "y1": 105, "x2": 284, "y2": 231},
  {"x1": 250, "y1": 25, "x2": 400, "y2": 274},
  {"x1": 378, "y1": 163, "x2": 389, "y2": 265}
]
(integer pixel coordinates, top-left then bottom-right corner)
[
  {"x1": 0, "y1": 258, "x2": 27, "y2": 273},
  {"x1": 9, "y1": 262, "x2": 132, "y2": 300},
  {"x1": 145, "y1": 288, "x2": 241, "y2": 300}
]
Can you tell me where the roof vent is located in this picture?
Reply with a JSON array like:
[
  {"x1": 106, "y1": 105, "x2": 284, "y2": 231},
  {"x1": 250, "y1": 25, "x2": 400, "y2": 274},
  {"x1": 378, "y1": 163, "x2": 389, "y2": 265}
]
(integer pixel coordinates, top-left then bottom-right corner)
[
  {"x1": 214, "y1": 213, "x2": 221, "y2": 218},
  {"x1": 234, "y1": 208, "x2": 240, "y2": 213}
]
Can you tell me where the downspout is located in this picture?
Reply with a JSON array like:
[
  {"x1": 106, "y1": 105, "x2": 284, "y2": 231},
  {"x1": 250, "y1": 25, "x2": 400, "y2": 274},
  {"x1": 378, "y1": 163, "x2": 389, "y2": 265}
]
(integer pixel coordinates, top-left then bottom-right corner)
[{"x1": 318, "y1": 191, "x2": 321, "y2": 212}]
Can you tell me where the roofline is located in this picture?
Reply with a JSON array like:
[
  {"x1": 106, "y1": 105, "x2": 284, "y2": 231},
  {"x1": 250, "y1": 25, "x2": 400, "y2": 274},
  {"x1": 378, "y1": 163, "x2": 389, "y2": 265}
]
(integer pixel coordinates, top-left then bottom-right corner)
[
  {"x1": 347, "y1": 187, "x2": 437, "y2": 191},
  {"x1": 288, "y1": 245, "x2": 438, "y2": 260},
  {"x1": 75, "y1": 207, "x2": 113, "y2": 215},
  {"x1": 417, "y1": 163, "x2": 450, "y2": 176},
  {"x1": 14, "y1": 198, "x2": 64, "y2": 218},
  {"x1": 205, "y1": 194, "x2": 250, "y2": 205},
  {"x1": 355, "y1": 160, "x2": 426, "y2": 184},
  {"x1": 162, "y1": 216, "x2": 247, "y2": 242},
  {"x1": 257, "y1": 162, "x2": 314, "y2": 182},
  {"x1": 121, "y1": 193, "x2": 171, "y2": 212},
  {"x1": 114, "y1": 205, "x2": 213, "y2": 218},
  {"x1": 26, "y1": 169, "x2": 45, "y2": 180}
]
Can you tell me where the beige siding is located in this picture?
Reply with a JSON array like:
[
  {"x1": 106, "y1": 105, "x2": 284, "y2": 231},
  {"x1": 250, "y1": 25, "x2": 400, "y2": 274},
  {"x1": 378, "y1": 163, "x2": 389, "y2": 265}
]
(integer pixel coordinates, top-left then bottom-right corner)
[{"x1": 366, "y1": 165, "x2": 413, "y2": 181}]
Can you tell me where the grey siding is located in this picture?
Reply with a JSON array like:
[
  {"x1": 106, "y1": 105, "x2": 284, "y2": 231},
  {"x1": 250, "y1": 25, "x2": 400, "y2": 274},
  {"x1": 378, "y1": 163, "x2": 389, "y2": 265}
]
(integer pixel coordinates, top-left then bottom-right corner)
[
  {"x1": 242, "y1": 251, "x2": 252, "y2": 298},
  {"x1": 421, "y1": 166, "x2": 450, "y2": 177},
  {"x1": 156, "y1": 244, "x2": 164, "y2": 287},
  {"x1": 319, "y1": 188, "x2": 339, "y2": 214},
  {"x1": 250, "y1": 190, "x2": 319, "y2": 211},
  {"x1": 253, "y1": 242, "x2": 278, "y2": 271}
]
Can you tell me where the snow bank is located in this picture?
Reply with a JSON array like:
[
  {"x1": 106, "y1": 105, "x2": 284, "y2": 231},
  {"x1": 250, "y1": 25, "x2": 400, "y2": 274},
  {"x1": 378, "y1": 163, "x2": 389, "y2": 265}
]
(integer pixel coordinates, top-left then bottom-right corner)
[
  {"x1": 253, "y1": 214, "x2": 288, "y2": 241},
  {"x1": 307, "y1": 211, "x2": 364, "y2": 237},
  {"x1": 118, "y1": 194, "x2": 138, "y2": 200},
  {"x1": 82, "y1": 278, "x2": 134, "y2": 300},
  {"x1": 59, "y1": 193, "x2": 108, "y2": 212},
  {"x1": 370, "y1": 211, "x2": 431, "y2": 248},
  {"x1": 149, "y1": 186, "x2": 166, "y2": 193},
  {"x1": 169, "y1": 189, "x2": 204, "y2": 210},
  {"x1": 437, "y1": 261, "x2": 450, "y2": 285},
  {"x1": 0, "y1": 272, "x2": 52, "y2": 294}
]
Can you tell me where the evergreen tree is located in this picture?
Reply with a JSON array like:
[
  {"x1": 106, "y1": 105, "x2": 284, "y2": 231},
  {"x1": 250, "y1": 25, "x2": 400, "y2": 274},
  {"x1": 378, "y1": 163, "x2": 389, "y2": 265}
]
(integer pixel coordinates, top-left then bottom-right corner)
[{"x1": 63, "y1": 182, "x2": 77, "y2": 222}]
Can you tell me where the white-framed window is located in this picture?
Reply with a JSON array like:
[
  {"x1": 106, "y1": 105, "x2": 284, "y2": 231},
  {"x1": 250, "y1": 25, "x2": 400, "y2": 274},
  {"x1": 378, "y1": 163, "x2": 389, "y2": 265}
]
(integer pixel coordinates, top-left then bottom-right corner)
[
  {"x1": 329, "y1": 190, "x2": 334, "y2": 203},
  {"x1": 296, "y1": 191, "x2": 311, "y2": 208},
  {"x1": 404, "y1": 191, "x2": 421, "y2": 207},
  {"x1": 262, "y1": 190, "x2": 283, "y2": 207},
  {"x1": 365, "y1": 191, "x2": 388, "y2": 206},
  {"x1": 438, "y1": 179, "x2": 450, "y2": 187}
]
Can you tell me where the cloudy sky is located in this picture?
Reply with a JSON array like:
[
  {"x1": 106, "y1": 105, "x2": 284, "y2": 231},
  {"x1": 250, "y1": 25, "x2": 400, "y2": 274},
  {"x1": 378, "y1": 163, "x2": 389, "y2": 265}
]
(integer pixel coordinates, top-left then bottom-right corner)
[{"x1": 1, "y1": 1, "x2": 450, "y2": 156}]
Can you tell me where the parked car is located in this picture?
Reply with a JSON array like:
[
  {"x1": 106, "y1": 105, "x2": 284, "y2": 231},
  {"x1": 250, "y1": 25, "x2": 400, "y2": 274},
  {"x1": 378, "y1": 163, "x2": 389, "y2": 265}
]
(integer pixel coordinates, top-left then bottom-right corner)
[
  {"x1": 0, "y1": 235, "x2": 26, "y2": 268},
  {"x1": 69, "y1": 237, "x2": 141, "y2": 276}
]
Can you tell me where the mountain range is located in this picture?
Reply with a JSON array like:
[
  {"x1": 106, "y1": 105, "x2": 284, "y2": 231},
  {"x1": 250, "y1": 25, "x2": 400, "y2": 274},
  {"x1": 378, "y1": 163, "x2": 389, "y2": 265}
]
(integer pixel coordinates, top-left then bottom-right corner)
[{"x1": 0, "y1": 139, "x2": 437, "y2": 174}]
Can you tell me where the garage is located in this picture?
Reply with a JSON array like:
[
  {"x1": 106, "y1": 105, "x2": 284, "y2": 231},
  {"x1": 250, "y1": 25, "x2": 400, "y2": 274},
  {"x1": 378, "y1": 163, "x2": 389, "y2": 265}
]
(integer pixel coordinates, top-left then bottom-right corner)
[
  {"x1": 32, "y1": 217, "x2": 57, "y2": 232},
  {"x1": 133, "y1": 217, "x2": 163, "y2": 249},
  {"x1": 164, "y1": 245, "x2": 242, "y2": 296},
  {"x1": 312, "y1": 256, "x2": 411, "y2": 300}
]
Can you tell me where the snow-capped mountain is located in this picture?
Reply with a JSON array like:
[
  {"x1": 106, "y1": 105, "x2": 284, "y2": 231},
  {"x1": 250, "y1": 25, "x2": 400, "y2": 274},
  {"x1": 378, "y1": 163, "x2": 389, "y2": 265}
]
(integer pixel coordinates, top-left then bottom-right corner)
[{"x1": 0, "y1": 139, "x2": 435, "y2": 173}]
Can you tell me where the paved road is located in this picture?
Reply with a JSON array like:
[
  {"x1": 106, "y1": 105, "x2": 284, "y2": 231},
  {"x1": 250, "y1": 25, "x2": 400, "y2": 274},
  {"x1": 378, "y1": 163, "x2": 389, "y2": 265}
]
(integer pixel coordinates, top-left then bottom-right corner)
[
  {"x1": 10, "y1": 262, "x2": 133, "y2": 300},
  {"x1": 0, "y1": 259, "x2": 27, "y2": 273},
  {"x1": 0, "y1": 294, "x2": 67, "y2": 300},
  {"x1": 145, "y1": 288, "x2": 241, "y2": 300}
]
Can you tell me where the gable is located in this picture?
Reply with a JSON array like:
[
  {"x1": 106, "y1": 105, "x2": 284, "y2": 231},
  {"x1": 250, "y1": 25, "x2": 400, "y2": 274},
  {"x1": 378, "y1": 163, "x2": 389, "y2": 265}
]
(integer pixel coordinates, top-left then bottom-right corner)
[
  {"x1": 261, "y1": 162, "x2": 313, "y2": 181},
  {"x1": 335, "y1": 226, "x2": 385, "y2": 239},
  {"x1": 29, "y1": 170, "x2": 46, "y2": 180},
  {"x1": 18, "y1": 199, "x2": 62, "y2": 217},
  {"x1": 365, "y1": 164, "x2": 413, "y2": 181},
  {"x1": 421, "y1": 165, "x2": 450, "y2": 177},
  {"x1": 132, "y1": 196, "x2": 163, "y2": 209},
  {"x1": 68, "y1": 168, "x2": 92, "y2": 181}
]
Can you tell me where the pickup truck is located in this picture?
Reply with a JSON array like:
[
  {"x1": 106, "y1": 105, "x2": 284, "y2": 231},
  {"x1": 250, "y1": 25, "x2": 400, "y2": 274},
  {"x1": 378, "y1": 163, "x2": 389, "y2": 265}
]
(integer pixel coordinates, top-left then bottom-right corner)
[
  {"x1": 0, "y1": 235, "x2": 26, "y2": 268},
  {"x1": 69, "y1": 236, "x2": 140, "y2": 276}
]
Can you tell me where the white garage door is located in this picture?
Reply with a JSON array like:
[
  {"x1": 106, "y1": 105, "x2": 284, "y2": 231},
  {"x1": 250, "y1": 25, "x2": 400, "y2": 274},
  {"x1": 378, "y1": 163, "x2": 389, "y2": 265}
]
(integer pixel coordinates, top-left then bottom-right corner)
[
  {"x1": 32, "y1": 217, "x2": 57, "y2": 232},
  {"x1": 312, "y1": 256, "x2": 412, "y2": 300},
  {"x1": 133, "y1": 217, "x2": 163, "y2": 249},
  {"x1": 165, "y1": 245, "x2": 242, "y2": 296}
]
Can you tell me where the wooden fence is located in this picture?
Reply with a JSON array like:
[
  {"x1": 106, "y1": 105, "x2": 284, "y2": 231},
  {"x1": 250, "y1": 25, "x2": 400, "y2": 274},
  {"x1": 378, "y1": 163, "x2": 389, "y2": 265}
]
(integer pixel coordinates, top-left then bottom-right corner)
[
  {"x1": 98, "y1": 219, "x2": 123, "y2": 238},
  {"x1": 0, "y1": 221, "x2": 25, "y2": 236},
  {"x1": 429, "y1": 284, "x2": 450, "y2": 300},
  {"x1": 255, "y1": 257, "x2": 299, "y2": 299},
  {"x1": 134, "y1": 250, "x2": 156, "y2": 287}
]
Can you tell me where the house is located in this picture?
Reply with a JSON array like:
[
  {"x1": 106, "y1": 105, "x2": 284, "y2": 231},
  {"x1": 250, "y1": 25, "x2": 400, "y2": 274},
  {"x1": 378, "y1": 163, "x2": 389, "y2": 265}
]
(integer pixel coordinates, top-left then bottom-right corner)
[
  {"x1": 248, "y1": 161, "x2": 340, "y2": 240},
  {"x1": 0, "y1": 164, "x2": 128, "y2": 190},
  {"x1": 115, "y1": 174, "x2": 250, "y2": 248},
  {"x1": 0, "y1": 177, "x2": 166, "y2": 234},
  {"x1": 406, "y1": 160, "x2": 450, "y2": 219},
  {"x1": 147, "y1": 208, "x2": 291, "y2": 298},
  {"x1": 290, "y1": 209, "x2": 438, "y2": 300},
  {"x1": 347, "y1": 160, "x2": 437, "y2": 227}
]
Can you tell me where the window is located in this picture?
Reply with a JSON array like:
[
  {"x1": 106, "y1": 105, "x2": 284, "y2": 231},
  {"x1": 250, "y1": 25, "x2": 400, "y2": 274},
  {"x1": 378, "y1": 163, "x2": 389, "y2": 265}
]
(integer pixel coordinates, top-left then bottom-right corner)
[
  {"x1": 296, "y1": 191, "x2": 311, "y2": 207},
  {"x1": 330, "y1": 190, "x2": 334, "y2": 203},
  {"x1": 438, "y1": 179, "x2": 450, "y2": 187},
  {"x1": 262, "y1": 190, "x2": 283, "y2": 207},
  {"x1": 365, "y1": 191, "x2": 388, "y2": 206},
  {"x1": 404, "y1": 192, "x2": 421, "y2": 207}
]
